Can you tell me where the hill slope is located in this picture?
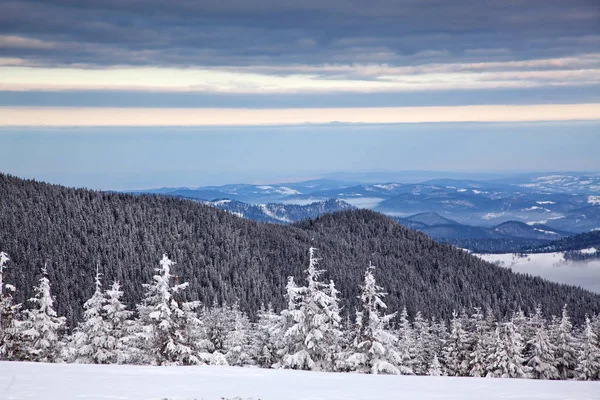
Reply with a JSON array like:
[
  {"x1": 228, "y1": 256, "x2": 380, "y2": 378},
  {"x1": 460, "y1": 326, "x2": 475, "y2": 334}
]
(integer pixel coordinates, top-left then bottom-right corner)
[{"x1": 1, "y1": 173, "x2": 599, "y2": 327}]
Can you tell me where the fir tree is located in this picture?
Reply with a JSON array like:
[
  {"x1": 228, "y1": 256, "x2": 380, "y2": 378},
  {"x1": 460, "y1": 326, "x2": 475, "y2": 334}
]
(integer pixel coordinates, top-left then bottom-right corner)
[
  {"x1": 0, "y1": 252, "x2": 24, "y2": 360},
  {"x1": 443, "y1": 310, "x2": 471, "y2": 376},
  {"x1": 69, "y1": 269, "x2": 112, "y2": 364},
  {"x1": 527, "y1": 321, "x2": 559, "y2": 380},
  {"x1": 576, "y1": 316, "x2": 600, "y2": 381},
  {"x1": 20, "y1": 265, "x2": 66, "y2": 362},
  {"x1": 428, "y1": 354, "x2": 443, "y2": 376},
  {"x1": 487, "y1": 320, "x2": 528, "y2": 379},
  {"x1": 552, "y1": 305, "x2": 578, "y2": 380},
  {"x1": 346, "y1": 262, "x2": 405, "y2": 374},
  {"x1": 134, "y1": 254, "x2": 204, "y2": 366},
  {"x1": 280, "y1": 248, "x2": 343, "y2": 371},
  {"x1": 251, "y1": 303, "x2": 280, "y2": 368},
  {"x1": 102, "y1": 281, "x2": 135, "y2": 364}
]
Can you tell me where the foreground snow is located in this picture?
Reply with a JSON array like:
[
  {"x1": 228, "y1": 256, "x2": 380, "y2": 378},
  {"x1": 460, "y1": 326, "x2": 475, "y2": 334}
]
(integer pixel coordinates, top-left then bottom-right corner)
[{"x1": 1, "y1": 362, "x2": 599, "y2": 400}]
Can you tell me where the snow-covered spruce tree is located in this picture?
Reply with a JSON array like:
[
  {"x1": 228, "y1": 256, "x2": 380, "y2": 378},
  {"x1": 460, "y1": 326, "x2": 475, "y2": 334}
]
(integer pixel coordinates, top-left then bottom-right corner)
[
  {"x1": 134, "y1": 254, "x2": 205, "y2": 366},
  {"x1": 68, "y1": 269, "x2": 111, "y2": 364},
  {"x1": 0, "y1": 252, "x2": 24, "y2": 360},
  {"x1": 251, "y1": 303, "x2": 281, "y2": 368},
  {"x1": 576, "y1": 316, "x2": 600, "y2": 380},
  {"x1": 486, "y1": 319, "x2": 528, "y2": 379},
  {"x1": 412, "y1": 311, "x2": 433, "y2": 375},
  {"x1": 395, "y1": 307, "x2": 415, "y2": 374},
  {"x1": 102, "y1": 281, "x2": 135, "y2": 364},
  {"x1": 20, "y1": 264, "x2": 66, "y2": 362},
  {"x1": 272, "y1": 276, "x2": 304, "y2": 368},
  {"x1": 346, "y1": 262, "x2": 405, "y2": 375},
  {"x1": 428, "y1": 354, "x2": 443, "y2": 376},
  {"x1": 551, "y1": 305, "x2": 578, "y2": 380},
  {"x1": 526, "y1": 318, "x2": 559, "y2": 380},
  {"x1": 223, "y1": 302, "x2": 254, "y2": 366},
  {"x1": 468, "y1": 308, "x2": 493, "y2": 377},
  {"x1": 279, "y1": 248, "x2": 343, "y2": 371},
  {"x1": 442, "y1": 310, "x2": 471, "y2": 376}
]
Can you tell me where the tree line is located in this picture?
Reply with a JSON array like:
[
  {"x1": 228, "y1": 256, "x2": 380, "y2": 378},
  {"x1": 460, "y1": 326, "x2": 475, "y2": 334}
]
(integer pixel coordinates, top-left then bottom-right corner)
[{"x1": 1, "y1": 249, "x2": 598, "y2": 380}]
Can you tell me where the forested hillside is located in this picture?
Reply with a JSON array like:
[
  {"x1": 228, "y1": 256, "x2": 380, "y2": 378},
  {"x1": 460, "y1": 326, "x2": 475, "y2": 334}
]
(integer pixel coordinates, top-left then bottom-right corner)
[{"x1": 1, "y1": 173, "x2": 599, "y2": 328}]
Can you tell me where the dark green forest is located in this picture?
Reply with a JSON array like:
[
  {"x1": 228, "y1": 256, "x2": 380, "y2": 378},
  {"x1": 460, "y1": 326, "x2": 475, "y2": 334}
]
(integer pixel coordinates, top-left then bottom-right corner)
[{"x1": 1, "y1": 173, "x2": 599, "y2": 328}]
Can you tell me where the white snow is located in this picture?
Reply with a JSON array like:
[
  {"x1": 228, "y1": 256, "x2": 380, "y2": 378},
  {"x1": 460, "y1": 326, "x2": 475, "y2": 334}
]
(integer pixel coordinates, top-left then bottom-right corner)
[
  {"x1": 482, "y1": 212, "x2": 506, "y2": 220},
  {"x1": 588, "y1": 196, "x2": 600, "y2": 205},
  {"x1": 536, "y1": 201, "x2": 556, "y2": 205},
  {"x1": 533, "y1": 228, "x2": 559, "y2": 235},
  {"x1": 211, "y1": 199, "x2": 232, "y2": 205},
  {"x1": 1, "y1": 361, "x2": 599, "y2": 400},
  {"x1": 256, "y1": 186, "x2": 300, "y2": 195},
  {"x1": 373, "y1": 183, "x2": 400, "y2": 190},
  {"x1": 579, "y1": 247, "x2": 598, "y2": 255},
  {"x1": 457, "y1": 188, "x2": 467, "y2": 192},
  {"x1": 522, "y1": 206, "x2": 550, "y2": 212},
  {"x1": 259, "y1": 204, "x2": 290, "y2": 223}
]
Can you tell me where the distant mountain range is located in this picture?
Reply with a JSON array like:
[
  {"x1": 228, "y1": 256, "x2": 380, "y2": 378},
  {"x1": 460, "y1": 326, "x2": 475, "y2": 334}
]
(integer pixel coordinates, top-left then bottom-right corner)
[{"x1": 129, "y1": 172, "x2": 600, "y2": 234}]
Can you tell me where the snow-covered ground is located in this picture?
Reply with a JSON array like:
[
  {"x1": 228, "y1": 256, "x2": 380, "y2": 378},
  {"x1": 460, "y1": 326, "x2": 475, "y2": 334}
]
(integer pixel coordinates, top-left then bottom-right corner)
[
  {"x1": 1, "y1": 361, "x2": 599, "y2": 400},
  {"x1": 474, "y1": 252, "x2": 600, "y2": 293}
]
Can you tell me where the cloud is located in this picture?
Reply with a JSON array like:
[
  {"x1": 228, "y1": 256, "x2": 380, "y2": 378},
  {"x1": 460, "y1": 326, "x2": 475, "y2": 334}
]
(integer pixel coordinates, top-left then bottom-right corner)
[
  {"x1": 1, "y1": 104, "x2": 599, "y2": 126},
  {"x1": 0, "y1": 0, "x2": 598, "y2": 69}
]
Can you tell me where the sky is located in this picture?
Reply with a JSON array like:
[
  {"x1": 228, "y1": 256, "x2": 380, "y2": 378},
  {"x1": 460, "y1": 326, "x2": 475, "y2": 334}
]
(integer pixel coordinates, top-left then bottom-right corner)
[{"x1": 0, "y1": 0, "x2": 599, "y2": 188}]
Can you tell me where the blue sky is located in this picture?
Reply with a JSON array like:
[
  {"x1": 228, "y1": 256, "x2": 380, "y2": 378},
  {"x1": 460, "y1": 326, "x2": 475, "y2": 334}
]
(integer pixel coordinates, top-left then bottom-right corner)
[{"x1": 0, "y1": 0, "x2": 598, "y2": 188}]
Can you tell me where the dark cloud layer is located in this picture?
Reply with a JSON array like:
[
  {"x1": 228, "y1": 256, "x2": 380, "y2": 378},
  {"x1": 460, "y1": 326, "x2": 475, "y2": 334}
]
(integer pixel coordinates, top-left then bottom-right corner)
[{"x1": 1, "y1": 0, "x2": 598, "y2": 68}]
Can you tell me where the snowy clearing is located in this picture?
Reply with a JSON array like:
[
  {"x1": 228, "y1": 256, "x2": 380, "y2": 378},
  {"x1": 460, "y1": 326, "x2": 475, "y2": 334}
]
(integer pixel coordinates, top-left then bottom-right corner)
[
  {"x1": 474, "y1": 252, "x2": 600, "y2": 293},
  {"x1": 1, "y1": 361, "x2": 599, "y2": 400}
]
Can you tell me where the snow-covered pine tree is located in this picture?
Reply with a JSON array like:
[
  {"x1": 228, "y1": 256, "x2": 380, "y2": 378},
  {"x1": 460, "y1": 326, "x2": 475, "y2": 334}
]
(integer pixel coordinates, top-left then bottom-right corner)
[
  {"x1": 251, "y1": 303, "x2": 280, "y2": 368},
  {"x1": 412, "y1": 311, "x2": 433, "y2": 375},
  {"x1": 69, "y1": 269, "x2": 112, "y2": 364},
  {"x1": 395, "y1": 307, "x2": 415, "y2": 374},
  {"x1": 223, "y1": 302, "x2": 254, "y2": 366},
  {"x1": 528, "y1": 327, "x2": 558, "y2": 379},
  {"x1": 279, "y1": 248, "x2": 343, "y2": 371},
  {"x1": 428, "y1": 354, "x2": 443, "y2": 376},
  {"x1": 526, "y1": 317, "x2": 559, "y2": 380},
  {"x1": 576, "y1": 316, "x2": 600, "y2": 381},
  {"x1": 442, "y1": 310, "x2": 471, "y2": 376},
  {"x1": 551, "y1": 305, "x2": 578, "y2": 380},
  {"x1": 346, "y1": 262, "x2": 405, "y2": 375},
  {"x1": 134, "y1": 254, "x2": 204, "y2": 366},
  {"x1": 0, "y1": 252, "x2": 24, "y2": 360},
  {"x1": 102, "y1": 281, "x2": 135, "y2": 364},
  {"x1": 272, "y1": 276, "x2": 304, "y2": 368},
  {"x1": 20, "y1": 264, "x2": 66, "y2": 362},
  {"x1": 468, "y1": 308, "x2": 492, "y2": 377},
  {"x1": 486, "y1": 319, "x2": 528, "y2": 379}
]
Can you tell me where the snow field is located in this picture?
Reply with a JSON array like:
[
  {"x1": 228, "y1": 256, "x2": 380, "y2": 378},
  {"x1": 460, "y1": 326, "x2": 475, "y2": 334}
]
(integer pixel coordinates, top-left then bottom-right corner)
[{"x1": 1, "y1": 361, "x2": 599, "y2": 400}]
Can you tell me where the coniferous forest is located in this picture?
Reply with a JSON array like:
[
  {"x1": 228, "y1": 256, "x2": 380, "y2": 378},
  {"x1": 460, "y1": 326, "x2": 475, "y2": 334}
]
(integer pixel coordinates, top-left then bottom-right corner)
[
  {"x1": 1, "y1": 173, "x2": 599, "y2": 328},
  {"x1": 1, "y1": 249, "x2": 599, "y2": 380}
]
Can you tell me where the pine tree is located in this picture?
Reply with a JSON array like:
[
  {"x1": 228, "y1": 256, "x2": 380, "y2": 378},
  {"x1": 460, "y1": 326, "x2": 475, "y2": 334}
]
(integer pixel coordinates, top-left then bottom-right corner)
[
  {"x1": 487, "y1": 319, "x2": 528, "y2": 378},
  {"x1": 102, "y1": 281, "x2": 135, "y2": 364},
  {"x1": 279, "y1": 248, "x2": 343, "y2": 371},
  {"x1": 527, "y1": 321, "x2": 559, "y2": 380},
  {"x1": 0, "y1": 252, "x2": 24, "y2": 360},
  {"x1": 69, "y1": 269, "x2": 112, "y2": 364},
  {"x1": 20, "y1": 265, "x2": 66, "y2": 362},
  {"x1": 223, "y1": 302, "x2": 254, "y2": 366},
  {"x1": 552, "y1": 305, "x2": 578, "y2": 380},
  {"x1": 346, "y1": 262, "x2": 405, "y2": 374},
  {"x1": 251, "y1": 303, "x2": 280, "y2": 368},
  {"x1": 443, "y1": 310, "x2": 471, "y2": 376},
  {"x1": 396, "y1": 307, "x2": 415, "y2": 374},
  {"x1": 469, "y1": 308, "x2": 492, "y2": 377},
  {"x1": 134, "y1": 254, "x2": 204, "y2": 366},
  {"x1": 576, "y1": 317, "x2": 600, "y2": 381},
  {"x1": 428, "y1": 354, "x2": 443, "y2": 376},
  {"x1": 413, "y1": 311, "x2": 433, "y2": 375}
]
